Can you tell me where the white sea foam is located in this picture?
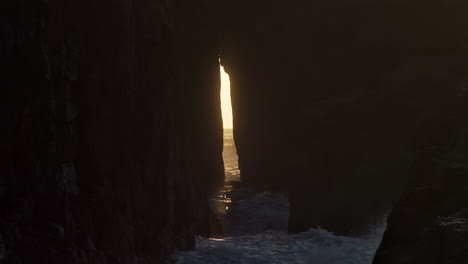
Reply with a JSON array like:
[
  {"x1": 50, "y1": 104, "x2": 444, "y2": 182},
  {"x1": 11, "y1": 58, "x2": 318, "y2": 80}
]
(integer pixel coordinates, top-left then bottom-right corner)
[
  {"x1": 172, "y1": 190, "x2": 385, "y2": 264},
  {"x1": 172, "y1": 131, "x2": 385, "y2": 263},
  {"x1": 172, "y1": 225, "x2": 384, "y2": 264}
]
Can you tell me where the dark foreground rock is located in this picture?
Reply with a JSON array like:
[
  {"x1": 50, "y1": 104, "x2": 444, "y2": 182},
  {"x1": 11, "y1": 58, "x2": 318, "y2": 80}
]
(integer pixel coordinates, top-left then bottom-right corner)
[
  {"x1": 373, "y1": 75, "x2": 468, "y2": 262},
  {"x1": 219, "y1": 0, "x2": 468, "y2": 235},
  {"x1": 1, "y1": 1, "x2": 223, "y2": 263},
  {"x1": 374, "y1": 138, "x2": 468, "y2": 263},
  {"x1": 373, "y1": 190, "x2": 468, "y2": 264}
]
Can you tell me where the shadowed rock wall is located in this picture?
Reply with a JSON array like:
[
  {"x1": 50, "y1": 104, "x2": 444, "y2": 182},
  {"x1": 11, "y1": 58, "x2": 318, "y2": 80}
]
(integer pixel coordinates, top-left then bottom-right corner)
[
  {"x1": 219, "y1": 0, "x2": 468, "y2": 234},
  {"x1": 1, "y1": 0, "x2": 223, "y2": 263},
  {"x1": 373, "y1": 104, "x2": 468, "y2": 263},
  {"x1": 373, "y1": 70, "x2": 468, "y2": 263}
]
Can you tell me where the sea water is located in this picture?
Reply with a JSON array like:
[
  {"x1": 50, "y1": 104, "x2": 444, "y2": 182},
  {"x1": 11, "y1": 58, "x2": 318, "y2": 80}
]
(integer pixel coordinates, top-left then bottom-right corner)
[{"x1": 171, "y1": 129, "x2": 385, "y2": 264}]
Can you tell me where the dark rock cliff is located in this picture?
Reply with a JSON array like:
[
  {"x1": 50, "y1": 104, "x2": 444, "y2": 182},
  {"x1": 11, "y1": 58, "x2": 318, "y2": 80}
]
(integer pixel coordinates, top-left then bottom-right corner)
[
  {"x1": 373, "y1": 91, "x2": 468, "y2": 263},
  {"x1": 373, "y1": 190, "x2": 468, "y2": 264},
  {"x1": 219, "y1": 0, "x2": 468, "y2": 235},
  {"x1": 1, "y1": 0, "x2": 223, "y2": 263}
]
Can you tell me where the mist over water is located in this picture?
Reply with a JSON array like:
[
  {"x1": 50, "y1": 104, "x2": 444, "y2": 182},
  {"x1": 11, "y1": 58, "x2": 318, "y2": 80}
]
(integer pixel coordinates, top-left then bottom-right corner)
[{"x1": 171, "y1": 130, "x2": 385, "y2": 263}]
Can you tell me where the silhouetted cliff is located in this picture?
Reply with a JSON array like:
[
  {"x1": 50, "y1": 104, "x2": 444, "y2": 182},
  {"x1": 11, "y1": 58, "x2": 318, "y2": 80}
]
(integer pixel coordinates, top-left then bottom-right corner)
[
  {"x1": 373, "y1": 97, "x2": 468, "y2": 263},
  {"x1": 219, "y1": 0, "x2": 468, "y2": 235},
  {"x1": 1, "y1": 1, "x2": 223, "y2": 262}
]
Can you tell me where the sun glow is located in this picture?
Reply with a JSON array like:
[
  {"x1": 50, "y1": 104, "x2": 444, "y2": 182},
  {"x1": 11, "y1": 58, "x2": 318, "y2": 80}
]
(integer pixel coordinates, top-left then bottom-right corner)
[{"x1": 220, "y1": 64, "x2": 233, "y2": 129}]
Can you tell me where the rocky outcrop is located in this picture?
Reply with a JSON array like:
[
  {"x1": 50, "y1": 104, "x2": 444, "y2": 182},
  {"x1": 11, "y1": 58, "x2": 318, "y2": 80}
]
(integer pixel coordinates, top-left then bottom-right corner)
[
  {"x1": 219, "y1": 0, "x2": 468, "y2": 235},
  {"x1": 373, "y1": 107, "x2": 468, "y2": 263},
  {"x1": 1, "y1": 0, "x2": 223, "y2": 263},
  {"x1": 373, "y1": 189, "x2": 468, "y2": 264}
]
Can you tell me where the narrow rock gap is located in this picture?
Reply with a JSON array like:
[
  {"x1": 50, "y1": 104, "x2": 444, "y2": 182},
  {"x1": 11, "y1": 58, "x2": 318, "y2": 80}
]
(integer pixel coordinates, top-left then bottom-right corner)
[
  {"x1": 219, "y1": 60, "x2": 240, "y2": 183},
  {"x1": 172, "y1": 59, "x2": 386, "y2": 263}
]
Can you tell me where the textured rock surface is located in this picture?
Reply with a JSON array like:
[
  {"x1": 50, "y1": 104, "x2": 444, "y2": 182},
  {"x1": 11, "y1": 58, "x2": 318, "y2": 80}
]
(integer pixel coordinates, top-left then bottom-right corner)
[
  {"x1": 219, "y1": 0, "x2": 468, "y2": 235},
  {"x1": 373, "y1": 112, "x2": 468, "y2": 263},
  {"x1": 1, "y1": 0, "x2": 223, "y2": 263},
  {"x1": 373, "y1": 191, "x2": 468, "y2": 264}
]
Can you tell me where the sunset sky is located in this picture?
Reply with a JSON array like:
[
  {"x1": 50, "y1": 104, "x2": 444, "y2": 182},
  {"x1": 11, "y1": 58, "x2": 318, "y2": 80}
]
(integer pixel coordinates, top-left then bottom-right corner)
[{"x1": 220, "y1": 65, "x2": 233, "y2": 129}]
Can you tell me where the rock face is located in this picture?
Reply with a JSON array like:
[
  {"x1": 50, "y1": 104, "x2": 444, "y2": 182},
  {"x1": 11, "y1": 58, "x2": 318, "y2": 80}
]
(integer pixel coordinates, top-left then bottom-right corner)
[
  {"x1": 373, "y1": 188, "x2": 468, "y2": 263},
  {"x1": 373, "y1": 110, "x2": 468, "y2": 263},
  {"x1": 1, "y1": 1, "x2": 223, "y2": 263},
  {"x1": 219, "y1": 0, "x2": 468, "y2": 235}
]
